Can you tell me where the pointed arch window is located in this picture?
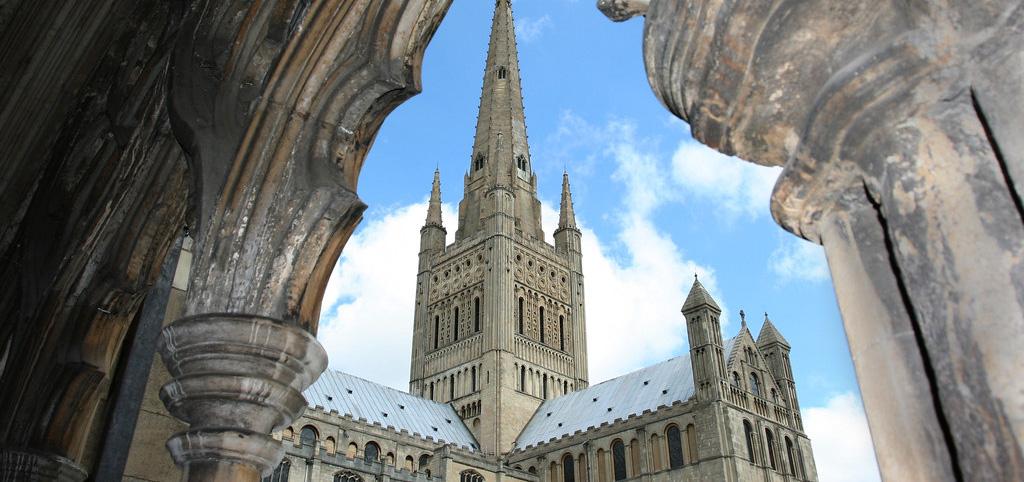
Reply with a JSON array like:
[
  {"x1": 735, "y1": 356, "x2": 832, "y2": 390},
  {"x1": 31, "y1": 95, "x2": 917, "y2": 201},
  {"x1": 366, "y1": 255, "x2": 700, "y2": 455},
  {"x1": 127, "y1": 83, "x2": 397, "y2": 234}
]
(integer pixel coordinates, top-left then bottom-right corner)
[
  {"x1": 450, "y1": 374, "x2": 455, "y2": 400},
  {"x1": 743, "y1": 420, "x2": 756, "y2": 463},
  {"x1": 765, "y1": 428, "x2": 777, "y2": 470},
  {"x1": 434, "y1": 315, "x2": 440, "y2": 349},
  {"x1": 475, "y1": 153, "x2": 485, "y2": 171},
  {"x1": 471, "y1": 366, "x2": 477, "y2": 392},
  {"x1": 516, "y1": 154, "x2": 527, "y2": 170},
  {"x1": 453, "y1": 307, "x2": 460, "y2": 341},
  {"x1": 749, "y1": 373, "x2": 761, "y2": 397},
  {"x1": 732, "y1": 371, "x2": 741, "y2": 388},
  {"x1": 539, "y1": 306, "x2": 545, "y2": 343},
  {"x1": 429, "y1": 382, "x2": 434, "y2": 400},
  {"x1": 520, "y1": 365, "x2": 527, "y2": 391},
  {"x1": 667, "y1": 425, "x2": 684, "y2": 469},
  {"x1": 497, "y1": 66, "x2": 508, "y2": 79},
  {"x1": 559, "y1": 315, "x2": 565, "y2": 351},
  {"x1": 518, "y1": 297, "x2": 525, "y2": 334},
  {"x1": 543, "y1": 374, "x2": 548, "y2": 399},
  {"x1": 474, "y1": 297, "x2": 481, "y2": 331},
  {"x1": 785, "y1": 437, "x2": 797, "y2": 475}
]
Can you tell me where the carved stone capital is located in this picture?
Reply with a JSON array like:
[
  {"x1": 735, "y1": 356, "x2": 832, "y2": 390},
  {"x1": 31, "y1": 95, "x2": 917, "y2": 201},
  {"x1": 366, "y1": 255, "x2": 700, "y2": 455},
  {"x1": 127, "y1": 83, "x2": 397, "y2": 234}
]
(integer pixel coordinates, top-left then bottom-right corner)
[
  {"x1": 0, "y1": 448, "x2": 87, "y2": 482},
  {"x1": 158, "y1": 314, "x2": 327, "y2": 476}
]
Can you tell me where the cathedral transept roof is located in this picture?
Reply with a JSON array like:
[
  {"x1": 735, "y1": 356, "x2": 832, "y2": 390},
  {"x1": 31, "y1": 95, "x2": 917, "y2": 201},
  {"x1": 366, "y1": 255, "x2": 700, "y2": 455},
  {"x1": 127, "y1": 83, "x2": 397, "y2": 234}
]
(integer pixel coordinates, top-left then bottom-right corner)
[
  {"x1": 513, "y1": 337, "x2": 736, "y2": 450},
  {"x1": 305, "y1": 369, "x2": 479, "y2": 450}
]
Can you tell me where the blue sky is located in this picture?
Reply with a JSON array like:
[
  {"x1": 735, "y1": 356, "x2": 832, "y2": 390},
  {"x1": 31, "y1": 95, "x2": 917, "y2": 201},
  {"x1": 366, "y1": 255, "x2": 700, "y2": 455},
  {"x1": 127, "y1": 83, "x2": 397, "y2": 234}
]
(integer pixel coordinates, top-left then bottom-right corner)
[{"x1": 317, "y1": 1, "x2": 880, "y2": 480}]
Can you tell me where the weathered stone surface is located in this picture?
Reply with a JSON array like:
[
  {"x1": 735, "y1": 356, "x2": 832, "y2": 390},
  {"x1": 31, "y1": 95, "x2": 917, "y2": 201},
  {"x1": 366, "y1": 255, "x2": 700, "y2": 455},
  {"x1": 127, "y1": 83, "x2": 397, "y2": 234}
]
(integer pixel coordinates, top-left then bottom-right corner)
[
  {"x1": 0, "y1": 0, "x2": 189, "y2": 477},
  {"x1": 603, "y1": 0, "x2": 1024, "y2": 479}
]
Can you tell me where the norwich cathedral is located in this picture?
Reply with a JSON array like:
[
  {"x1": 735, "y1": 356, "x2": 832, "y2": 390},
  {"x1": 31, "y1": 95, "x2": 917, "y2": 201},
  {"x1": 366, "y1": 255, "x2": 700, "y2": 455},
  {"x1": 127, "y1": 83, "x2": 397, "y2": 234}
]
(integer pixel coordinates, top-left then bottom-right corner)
[
  {"x1": 3, "y1": 0, "x2": 1018, "y2": 479},
  {"x1": 237, "y1": 2, "x2": 819, "y2": 481}
]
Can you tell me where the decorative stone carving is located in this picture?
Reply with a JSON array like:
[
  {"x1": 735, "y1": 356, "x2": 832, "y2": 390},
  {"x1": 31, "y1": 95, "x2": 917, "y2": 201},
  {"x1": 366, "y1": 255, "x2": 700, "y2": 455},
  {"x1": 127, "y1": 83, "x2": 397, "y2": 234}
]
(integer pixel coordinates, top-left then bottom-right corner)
[
  {"x1": 601, "y1": 0, "x2": 1024, "y2": 479},
  {"x1": 159, "y1": 314, "x2": 327, "y2": 478},
  {"x1": 0, "y1": 449, "x2": 87, "y2": 482}
]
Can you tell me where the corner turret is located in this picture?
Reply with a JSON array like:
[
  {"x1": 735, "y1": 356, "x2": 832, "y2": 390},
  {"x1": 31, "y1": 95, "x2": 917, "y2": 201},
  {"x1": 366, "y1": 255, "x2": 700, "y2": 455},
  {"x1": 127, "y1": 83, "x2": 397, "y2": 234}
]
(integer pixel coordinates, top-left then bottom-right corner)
[
  {"x1": 682, "y1": 275, "x2": 727, "y2": 401},
  {"x1": 757, "y1": 313, "x2": 802, "y2": 430},
  {"x1": 554, "y1": 171, "x2": 581, "y2": 255}
]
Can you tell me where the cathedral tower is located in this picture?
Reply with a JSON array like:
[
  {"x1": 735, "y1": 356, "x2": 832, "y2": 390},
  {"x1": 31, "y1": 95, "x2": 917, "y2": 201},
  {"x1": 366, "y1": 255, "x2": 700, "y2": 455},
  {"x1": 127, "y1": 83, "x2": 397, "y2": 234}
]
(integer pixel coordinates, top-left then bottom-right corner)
[
  {"x1": 758, "y1": 313, "x2": 803, "y2": 430},
  {"x1": 682, "y1": 276, "x2": 727, "y2": 401},
  {"x1": 409, "y1": 0, "x2": 588, "y2": 455}
]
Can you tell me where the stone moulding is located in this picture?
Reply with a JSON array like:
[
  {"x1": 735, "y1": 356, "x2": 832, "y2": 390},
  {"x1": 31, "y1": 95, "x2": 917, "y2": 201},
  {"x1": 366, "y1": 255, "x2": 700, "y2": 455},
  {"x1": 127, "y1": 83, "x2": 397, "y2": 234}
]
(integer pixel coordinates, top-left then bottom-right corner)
[{"x1": 159, "y1": 313, "x2": 328, "y2": 475}]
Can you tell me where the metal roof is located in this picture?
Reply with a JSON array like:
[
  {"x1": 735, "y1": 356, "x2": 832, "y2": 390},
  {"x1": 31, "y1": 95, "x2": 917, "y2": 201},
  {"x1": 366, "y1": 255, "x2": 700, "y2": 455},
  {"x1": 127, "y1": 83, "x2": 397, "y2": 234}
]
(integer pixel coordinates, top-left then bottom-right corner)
[
  {"x1": 304, "y1": 369, "x2": 478, "y2": 450},
  {"x1": 514, "y1": 337, "x2": 736, "y2": 450}
]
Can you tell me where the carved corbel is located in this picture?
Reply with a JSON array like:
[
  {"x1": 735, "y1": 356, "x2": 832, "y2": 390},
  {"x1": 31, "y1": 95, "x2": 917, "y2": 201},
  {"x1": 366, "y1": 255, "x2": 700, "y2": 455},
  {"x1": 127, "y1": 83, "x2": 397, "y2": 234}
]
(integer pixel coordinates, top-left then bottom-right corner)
[{"x1": 161, "y1": 0, "x2": 451, "y2": 479}]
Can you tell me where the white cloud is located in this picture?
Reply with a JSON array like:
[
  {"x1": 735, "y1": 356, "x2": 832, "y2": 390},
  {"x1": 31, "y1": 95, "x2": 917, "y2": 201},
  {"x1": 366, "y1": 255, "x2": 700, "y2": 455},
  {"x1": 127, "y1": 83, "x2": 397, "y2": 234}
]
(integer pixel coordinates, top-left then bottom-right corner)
[
  {"x1": 671, "y1": 142, "x2": 781, "y2": 220},
  {"x1": 515, "y1": 15, "x2": 552, "y2": 43},
  {"x1": 317, "y1": 202, "x2": 456, "y2": 390},
  {"x1": 804, "y1": 392, "x2": 880, "y2": 482},
  {"x1": 769, "y1": 236, "x2": 830, "y2": 283}
]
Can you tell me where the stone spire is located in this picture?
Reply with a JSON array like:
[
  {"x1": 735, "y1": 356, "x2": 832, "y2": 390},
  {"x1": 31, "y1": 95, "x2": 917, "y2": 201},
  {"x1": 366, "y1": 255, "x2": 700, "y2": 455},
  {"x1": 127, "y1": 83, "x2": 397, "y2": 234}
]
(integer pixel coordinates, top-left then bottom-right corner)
[
  {"x1": 425, "y1": 168, "x2": 443, "y2": 227},
  {"x1": 682, "y1": 274, "x2": 721, "y2": 313},
  {"x1": 456, "y1": 0, "x2": 543, "y2": 241},
  {"x1": 558, "y1": 171, "x2": 577, "y2": 230}
]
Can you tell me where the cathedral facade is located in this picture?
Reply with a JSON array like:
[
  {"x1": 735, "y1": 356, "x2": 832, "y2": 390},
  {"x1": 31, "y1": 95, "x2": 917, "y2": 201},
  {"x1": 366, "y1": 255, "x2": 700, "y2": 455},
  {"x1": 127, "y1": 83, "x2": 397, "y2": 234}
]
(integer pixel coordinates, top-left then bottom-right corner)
[{"x1": 258, "y1": 1, "x2": 818, "y2": 482}]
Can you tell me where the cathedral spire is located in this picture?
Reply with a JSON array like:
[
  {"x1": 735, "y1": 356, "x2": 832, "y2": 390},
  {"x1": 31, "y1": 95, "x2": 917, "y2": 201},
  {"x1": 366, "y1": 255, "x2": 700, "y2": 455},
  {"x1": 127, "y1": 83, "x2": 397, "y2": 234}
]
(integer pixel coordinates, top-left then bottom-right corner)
[
  {"x1": 425, "y1": 168, "x2": 443, "y2": 227},
  {"x1": 469, "y1": 0, "x2": 530, "y2": 182},
  {"x1": 558, "y1": 171, "x2": 577, "y2": 230},
  {"x1": 456, "y1": 0, "x2": 544, "y2": 241}
]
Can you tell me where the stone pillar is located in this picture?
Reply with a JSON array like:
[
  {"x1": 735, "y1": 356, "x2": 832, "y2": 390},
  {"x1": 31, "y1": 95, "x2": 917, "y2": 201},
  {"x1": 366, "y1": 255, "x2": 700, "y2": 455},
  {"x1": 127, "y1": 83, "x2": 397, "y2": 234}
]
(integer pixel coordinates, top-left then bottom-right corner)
[
  {"x1": 158, "y1": 0, "x2": 452, "y2": 480},
  {"x1": 599, "y1": 0, "x2": 1024, "y2": 479}
]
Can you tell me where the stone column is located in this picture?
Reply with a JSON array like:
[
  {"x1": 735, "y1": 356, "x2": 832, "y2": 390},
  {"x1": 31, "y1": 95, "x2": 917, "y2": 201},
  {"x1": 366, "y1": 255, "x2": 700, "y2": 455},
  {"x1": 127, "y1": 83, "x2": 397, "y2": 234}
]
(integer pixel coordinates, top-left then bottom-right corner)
[
  {"x1": 159, "y1": 0, "x2": 451, "y2": 480},
  {"x1": 599, "y1": 0, "x2": 1024, "y2": 479}
]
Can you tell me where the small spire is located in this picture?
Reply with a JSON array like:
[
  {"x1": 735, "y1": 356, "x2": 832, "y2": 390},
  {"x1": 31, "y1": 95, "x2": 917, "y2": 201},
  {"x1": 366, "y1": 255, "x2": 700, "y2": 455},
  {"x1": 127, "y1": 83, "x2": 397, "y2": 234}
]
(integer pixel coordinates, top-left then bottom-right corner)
[
  {"x1": 425, "y1": 169, "x2": 443, "y2": 227},
  {"x1": 757, "y1": 312, "x2": 790, "y2": 347},
  {"x1": 740, "y1": 309, "x2": 747, "y2": 328},
  {"x1": 558, "y1": 171, "x2": 578, "y2": 230},
  {"x1": 682, "y1": 275, "x2": 721, "y2": 313}
]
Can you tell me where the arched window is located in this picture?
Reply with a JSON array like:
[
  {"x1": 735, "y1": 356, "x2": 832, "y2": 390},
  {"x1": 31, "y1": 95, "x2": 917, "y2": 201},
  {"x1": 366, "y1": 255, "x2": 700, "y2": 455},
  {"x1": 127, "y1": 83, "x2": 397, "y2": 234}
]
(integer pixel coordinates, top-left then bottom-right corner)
[
  {"x1": 263, "y1": 460, "x2": 290, "y2": 482},
  {"x1": 405, "y1": 455, "x2": 415, "y2": 471},
  {"x1": 333, "y1": 471, "x2": 362, "y2": 482},
  {"x1": 460, "y1": 469, "x2": 485, "y2": 482},
  {"x1": 418, "y1": 454, "x2": 431, "y2": 473},
  {"x1": 785, "y1": 437, "x2": 797, "y2": 475},
  {"x1": 539, "y1": 306, "x2": 545, "y2": 343},
  {"x1": 559, "y1": 315, "x2": 565, "y2": 351},
  {"x1": 650, "y1": 434, "x2": 662, "y2": 471},
  {"x1": 497, "y1": 66, "x2": 508, "y2": 79},
  {"x1": 346, "y1": 442, "x2": 358, "y2": 459},
  {"x1": 299, "y1": 426, "x2": 317, "y2": 447},
  {"x1": 765, "y1": 429, "x2": 777, "y2": 470},
  {"x1": 454, "y1": 307, "x2": 460, "y2": 341},
  {"x1": 562, "y1": 453, "x2": 576, "y2": 482},
  {"x1": 550, "y1": 462, "x2": 558, "y2": 482},
  {"x1": 578, "y1": 454, "x2": 587, "y2": 482},
  {"x1": 597, "y1": 449, "x2": 607, "y2": 482},
  {"x1": 364, "y1": 441, "x2": 380, "y2": 463},
  {"x1": 475, "y1": 153, "x2": 485, "y2": 171},
  {"x1": 771, "y1": 388, "x2": 779, "y2": 404},
  {"x1": 686, "y1": 424, "x2": 698, "y2": 463},
  {"x1": 750, "y1": 373, "x2": 761, "y2": 397},
  {"x1": 282, "y1": 426, "x2": 294, "y2": 442},
  {"x1": 434, "y1": 315, "x2": 440, "y2": 349},
  {"x1": 450, "y1": 374, "x2": 455, "y2": 400},
  {"x1": 732, "y1": 371, "x2": 741, "y2": 387},
  {"x1": 474, "y1": 297, "x2": 481, "y2": 331},
  {"x1": 324, "y1": 437, "x2": 336, "y2": 455},
  {"x1": 611, "y1": 440, "x2": 627, "y2": 481},
  {"x1": 543, "y1": 374, "x2": 548, "y2": 399},
  {"x1": 386, "y1": 452, "x2": 395, "y2": 466},
  {"x1": 520, "y1": 365, "x2": 526, "y2": 391},
  {"x1": 563, "y1": 380, "x2": 568, "y2": 394},
  {"x1": 630, "y1": 439, "x2": 641, "y2": 476},
  {"x1": 518, "y1": 297, "x2": 525, "y2": 334},
  {"x1": 666, "y1": 425, "x2": 684, "y2": 469},
  {"x1": 743, "y1": 420, "x2": 755, "y2": 463},
  {"x1": 516, "y1": 154, "x2": 527, "y2": 170}
]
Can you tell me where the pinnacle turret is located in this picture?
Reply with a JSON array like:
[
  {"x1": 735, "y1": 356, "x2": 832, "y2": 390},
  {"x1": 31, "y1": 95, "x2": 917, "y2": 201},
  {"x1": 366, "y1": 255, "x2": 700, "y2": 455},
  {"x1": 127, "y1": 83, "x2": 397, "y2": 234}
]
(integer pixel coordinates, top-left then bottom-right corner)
[
  {"x1": 682, "y1": 274, "x2": 721, "y2": 313},
  {"x1": 757, "y1": 312, "x2": 791, "y2": 348},
  {"x1": 425, "y1": 169, "x2": 443, "y2": 228},
  {"x1": 558, "y1": 171, "x2": 578, "y2": 230}
]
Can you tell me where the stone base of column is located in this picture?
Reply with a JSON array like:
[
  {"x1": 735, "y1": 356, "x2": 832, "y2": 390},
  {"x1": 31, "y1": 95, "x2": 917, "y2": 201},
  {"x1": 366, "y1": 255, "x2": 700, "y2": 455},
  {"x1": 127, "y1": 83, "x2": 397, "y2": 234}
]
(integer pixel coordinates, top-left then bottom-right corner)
[
  {"x1": 0, "y1": 448, "x2": 88, "y2": 482},
  {"x1": 159, "y1": 313, "x2": 328, "y2": 480}
]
